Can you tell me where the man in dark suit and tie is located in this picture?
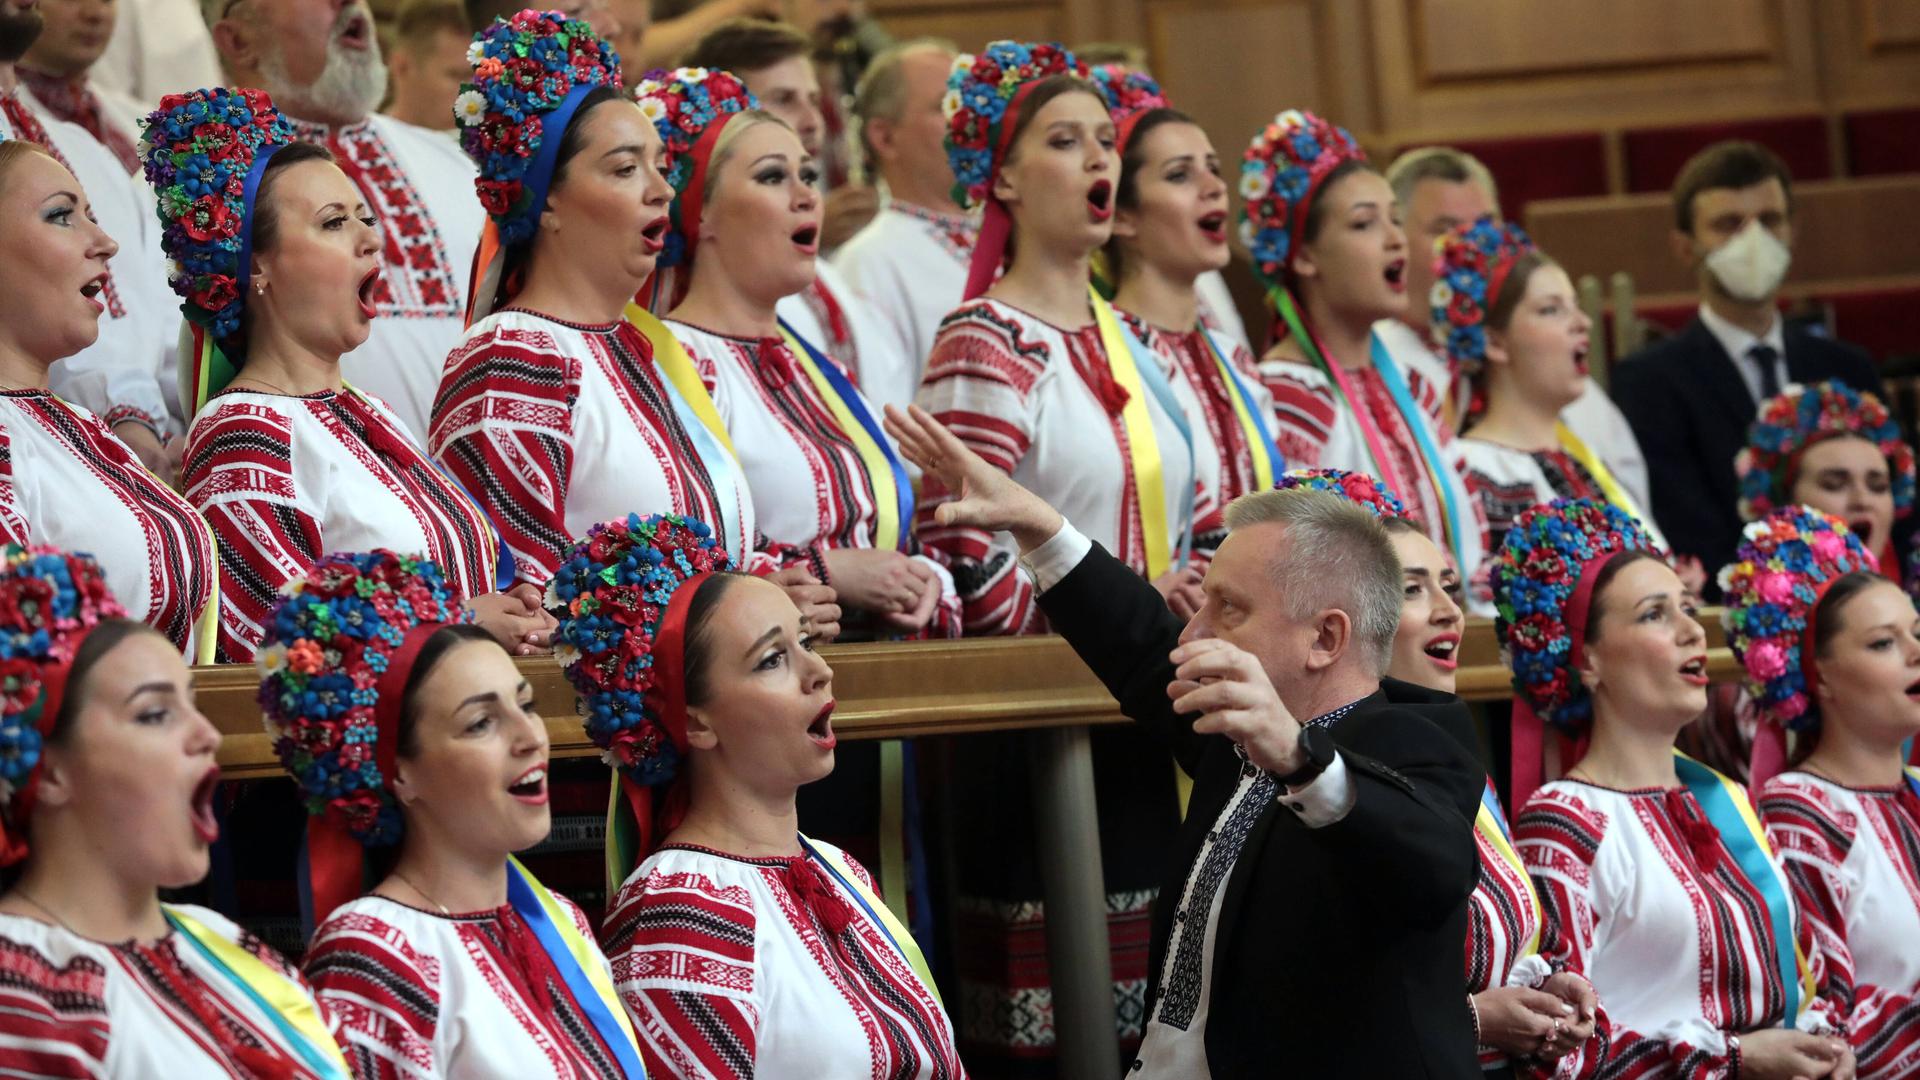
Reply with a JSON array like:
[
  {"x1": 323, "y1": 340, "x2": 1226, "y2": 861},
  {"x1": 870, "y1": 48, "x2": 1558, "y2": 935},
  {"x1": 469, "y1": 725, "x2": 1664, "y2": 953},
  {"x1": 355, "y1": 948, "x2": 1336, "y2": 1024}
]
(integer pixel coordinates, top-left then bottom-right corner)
[
  {"x1": 1612, "y1": 140, "x2": 1881, "y2": 583},
  {"x1": 885, "y1": 405, "x2": 1492, "y2": 1079}
]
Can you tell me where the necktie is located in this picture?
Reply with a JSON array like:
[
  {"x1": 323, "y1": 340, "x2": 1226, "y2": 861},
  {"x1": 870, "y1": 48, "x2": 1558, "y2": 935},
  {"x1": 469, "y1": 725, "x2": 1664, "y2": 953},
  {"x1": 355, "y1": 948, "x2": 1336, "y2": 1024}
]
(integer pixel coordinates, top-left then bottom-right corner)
[{"x1": 1749, "y1": 343, "x2": 1782, "y2": 402}]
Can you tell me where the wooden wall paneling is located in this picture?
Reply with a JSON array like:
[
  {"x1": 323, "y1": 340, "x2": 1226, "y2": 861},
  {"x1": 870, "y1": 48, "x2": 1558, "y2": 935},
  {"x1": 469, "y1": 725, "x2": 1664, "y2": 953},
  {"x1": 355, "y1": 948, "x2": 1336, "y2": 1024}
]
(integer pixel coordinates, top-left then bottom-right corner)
[
  {"x1": 867, "y1": 0, "x2": 1065, "y2": 54},
  {"x1": 1817, "y1": 0, "x2": 1920, "y2": 110},
  {"x1": 1369, "y1": 0, "x2": 1827, "y2": 141},
  {"x1": 1144, "y1": 0, "x2": 1345, "y2": 168}
]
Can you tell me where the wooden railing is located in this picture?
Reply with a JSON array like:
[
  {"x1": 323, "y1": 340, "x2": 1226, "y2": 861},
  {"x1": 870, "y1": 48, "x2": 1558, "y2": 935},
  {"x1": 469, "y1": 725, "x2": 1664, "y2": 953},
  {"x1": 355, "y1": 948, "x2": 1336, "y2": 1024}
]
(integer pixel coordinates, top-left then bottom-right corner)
[{"x1": 209, "y1": 614, "x2": 1739, "y2": 779}]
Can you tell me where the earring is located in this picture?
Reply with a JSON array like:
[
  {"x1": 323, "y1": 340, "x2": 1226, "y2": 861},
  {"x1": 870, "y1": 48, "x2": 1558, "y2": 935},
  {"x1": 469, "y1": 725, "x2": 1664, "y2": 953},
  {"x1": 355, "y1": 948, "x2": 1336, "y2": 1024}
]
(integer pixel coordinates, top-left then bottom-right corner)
[{"x1": 254, "y1": 281, "x2": 266, "y2": 295}]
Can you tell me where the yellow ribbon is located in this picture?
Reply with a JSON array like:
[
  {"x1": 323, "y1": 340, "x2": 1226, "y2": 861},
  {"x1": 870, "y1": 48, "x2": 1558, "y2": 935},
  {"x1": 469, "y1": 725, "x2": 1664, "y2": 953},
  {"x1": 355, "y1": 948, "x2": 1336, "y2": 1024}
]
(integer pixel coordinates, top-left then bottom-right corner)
[
  {"x1": 1088, "y1": 287, "x2": 1173, "y2": 579},
  {"x1": 626, "y1": 303, "x2": 743, "y2": 464},
  {"x1": 1199, "y1": 331, "x2": 1280, "y2": 492},
  {"x1": 1472, "y1": 800, "x2": 1542, "y2": 959},
  {"x1": 1555, "y1": 421, "x2": 1644, "y2": 524},
  {"x1": 506, "y1": 855, "x2": 641, "y2": 1051},
  {"x1": 775, "y1": 325, "x2": 903, "y2": 552},
  {"x1": 164, "y1": 906, "x2": 352, "y2": 1077},
  {"x1": 809, "y1": 837, "x2": 943, "y2": 1007}
]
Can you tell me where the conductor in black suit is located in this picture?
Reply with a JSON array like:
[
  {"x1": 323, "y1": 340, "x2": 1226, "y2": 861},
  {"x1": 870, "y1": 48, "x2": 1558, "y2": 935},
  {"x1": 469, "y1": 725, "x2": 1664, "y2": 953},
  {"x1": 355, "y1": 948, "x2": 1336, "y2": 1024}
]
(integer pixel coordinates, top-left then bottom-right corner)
[
  {"x1": 1612, "y1": 140, "x2": 1881, "y2": 583},
  {"x1": 885, "y1": 405, "x2": 1487, "y2": 1079}
]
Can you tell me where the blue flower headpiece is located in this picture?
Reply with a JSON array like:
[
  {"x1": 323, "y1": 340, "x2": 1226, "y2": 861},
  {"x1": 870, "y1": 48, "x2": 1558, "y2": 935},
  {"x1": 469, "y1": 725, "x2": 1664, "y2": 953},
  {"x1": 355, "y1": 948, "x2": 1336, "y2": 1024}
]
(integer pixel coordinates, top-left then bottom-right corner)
[
  {"x1": 457, "y1": 10, "x2": 623, "y2": 244},
  {"x1": 942, "y1": 41, "x2": 1086, "y2": 212},
  {"x1": 1236, "y1": 109, "x2": 1365, "y2": 292},
  {"x1": 1428, "y1": 215, "x2": 1536, "y2": 373},
  {"x1": 630, "y1": 67, "x2": 759, "y2": 271},
  {"x1": 1489, "y1": 499, "x2": 1664, "y2": 732},
  {"x1": 1275, "y1": 468, "x2": 1407, "y2": 520}
]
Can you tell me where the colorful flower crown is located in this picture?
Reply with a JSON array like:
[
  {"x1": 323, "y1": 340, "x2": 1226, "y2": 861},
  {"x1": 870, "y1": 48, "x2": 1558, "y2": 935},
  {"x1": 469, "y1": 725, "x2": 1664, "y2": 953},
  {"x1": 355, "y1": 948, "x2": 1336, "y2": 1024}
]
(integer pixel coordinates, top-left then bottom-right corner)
[
  {"x1": 140, "y1": 87, "x2": 297, "y2": 343},
  {"x1": 1089, "y1": 63, "x2": 1167, "y2": 131},
  {"x1": 1237, "y1": 109, "x2": 1365, "y2": 292},
  {"x1": 0, "y1": 546, "x2": 125, "y2": 809},
  {"x1": 1735, "y1": 380, "x2": 1916, "y2": 524},
  {"x1": 1275, "y1": 468, "x2": 1407, "y2": 519},
  {"x1": 943, "y1": 41, "x2": 1087, "y2": 212},
  {"x1": 546, "y1": 514, "x2": 732, "y2": 787},
  {"x1": 1720, "y1": 507, "x2": 1879, "y2": 731},
  {"x1": 1490, "y1": 499, "x2": 1664, "y2": 731},
  {"x1": 1428, "y1": 216, "x2": 1535, "y2": 373},
  {"x1": 631, "y1": 66, "x2": 758, "y2": 267},
  {"x1": 456, "y1": 10, "x2": 622, "y2": 244},
  {"x1": 257, "y1": 551, "x2": 470, "y2": 847}
]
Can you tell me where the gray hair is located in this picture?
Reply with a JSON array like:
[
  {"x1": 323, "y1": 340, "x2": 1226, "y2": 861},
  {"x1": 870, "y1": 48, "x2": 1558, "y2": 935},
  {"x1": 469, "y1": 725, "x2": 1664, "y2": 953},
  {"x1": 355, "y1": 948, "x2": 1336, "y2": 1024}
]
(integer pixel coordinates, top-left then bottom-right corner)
[
  {"x1": 1384, "y1": 146, "x2": 1500, "y2": 219},
  {"x1": 851, "y1": 38, "x2": 956, "y2": 176},
  {"x1": 1224, "y1": 489, "x2": 1403, "y2": 675}
]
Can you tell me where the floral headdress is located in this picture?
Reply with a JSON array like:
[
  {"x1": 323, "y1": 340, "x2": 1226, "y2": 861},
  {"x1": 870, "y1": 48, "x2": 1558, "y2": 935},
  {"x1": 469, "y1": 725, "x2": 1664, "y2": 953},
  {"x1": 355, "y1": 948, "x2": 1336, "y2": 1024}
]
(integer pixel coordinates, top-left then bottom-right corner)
[
  {"x1": 0, "y1": 546, "x2": 126, "y2": 867},
  {"x1": 1088, "y1": 62, "x2": 1167, "y2": 150},
  {"x1": 943, "y1": 40, "x2": 1088, "y2": 300},
  {"x1": 1721, "y1": 506, "x2": 1879, "y2": 732},
  {"x1": 546, "y1": 513, "x2": 731, "y2": 887},
  {"x1": 1735, "y1": 380, "x2": 1916, "y2": 526},
  {"x1": 257, "y1": 550, "x2": 469, "y2": 920},
  {"x1": 1489, "y1": 498, "x2": 1665, "y2": 732},
  {"x1": 628, "y1": 66, "x2": 758, "y2": 310},
  {"x1": 457, "y1": 11, "x2": 622, "y2": 324},
  {"x1": 139, "y1": 86, "x2": 298, "y2": 414},
  {"x1": 1428, "y1": 215, "x2": 1536, "y2": 375},
  {"x1": 1275, "y1": 468, "x2": 1407, "y2": 520},
  {"x1": 1236, "y1": 108, "x2": 1366, "y2": 294}
]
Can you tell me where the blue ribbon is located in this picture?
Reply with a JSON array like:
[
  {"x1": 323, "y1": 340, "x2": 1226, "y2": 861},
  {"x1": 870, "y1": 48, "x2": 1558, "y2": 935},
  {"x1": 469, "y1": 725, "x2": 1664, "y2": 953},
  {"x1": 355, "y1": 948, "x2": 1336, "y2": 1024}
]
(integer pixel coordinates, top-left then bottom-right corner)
[
  {"x1": 777, "y1": 318, "x2": 915, "y2": 551},
  {"x1": 1119, "y1": 323, "x2": 1197, "y2": 566},
  {"x1": 519, "y1": 84, "x2": 598, "y2": 230},
  {"x1": 801, "y1": 835, "x2": 915, "y2": 966},
  {"x1": 1368, "y1": 332, "x2": 1469, "y2": 568},
  {"x1": 1673, "y1": 754, "x2": 1803, "y2": 1026},
  {"x1": 163, "y1": 910, "x2": 351, "y2": 1080},
  {"x1": 1905, "y1": 765, "x2": 1920, "y2": 801},
  {"x1": 1199, "y1": 328, "x2": 1286, "y2": 482},
  {"x1": 505, "y1": 860, "x2": 648, "y2": 1078},
  {"x1": 235, "y1": 142, "x2": 286, "y2": 304},
  {"x1": 1479, "y1": 778, "x2": 1512, "y2": 838}
]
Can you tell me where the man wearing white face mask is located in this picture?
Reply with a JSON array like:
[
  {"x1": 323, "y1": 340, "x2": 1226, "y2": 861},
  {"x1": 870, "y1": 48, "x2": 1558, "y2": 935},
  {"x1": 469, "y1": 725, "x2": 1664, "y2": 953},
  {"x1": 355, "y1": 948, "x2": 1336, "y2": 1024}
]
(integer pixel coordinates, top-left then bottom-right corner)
[{"x1": 1611, "y1": 140, "x2": 1879, "y2": 590}]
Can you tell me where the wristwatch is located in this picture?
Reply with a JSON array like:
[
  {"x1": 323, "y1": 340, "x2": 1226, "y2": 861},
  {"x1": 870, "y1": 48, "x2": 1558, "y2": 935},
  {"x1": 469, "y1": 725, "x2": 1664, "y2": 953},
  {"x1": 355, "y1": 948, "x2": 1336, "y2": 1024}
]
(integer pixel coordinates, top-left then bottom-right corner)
[{"x1": 1272, "y1": 724, "x2": 1335, "y2": 788}]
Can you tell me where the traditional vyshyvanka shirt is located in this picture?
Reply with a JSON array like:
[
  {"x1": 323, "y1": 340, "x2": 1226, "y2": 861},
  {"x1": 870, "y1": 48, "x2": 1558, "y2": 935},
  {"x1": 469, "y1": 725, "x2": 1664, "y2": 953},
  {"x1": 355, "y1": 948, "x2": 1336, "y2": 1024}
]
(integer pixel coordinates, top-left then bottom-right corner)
[
  {"x1": 183, "y1": 386, "x2": 498, "y2": 661},
  {"x1": 667, "y1": 319, "x2": 960, "y2": 633},
  {"x1": 305, "y1": 894, "x2": 629, "y2": 1079},
  {"x1": 0, "y1": 906, "x2": 337, "y2": 1078},
  {"x1": 3, "y1": 90, "x2": 177, "y2": 435},
  {"x1": 288, "y1": 114, "x2": 483, "y2": 441},
  {"x1": 1517, "y1": 779, "x2": 1840, "y2": 1078},
  {"x1": 1115, "y1": 310, "x2": 1278, "y2": 563},
  {"x1": 1761, "y1": 771, "x2": 1920, "y2": 1079},
  {"x1": 605, "y1": 840, "x2": 963, "y2": 1080},
  {"x1": 913, "y1": 297, "x2": 1195, "y2": 635},
  {"x1": 0, "y1": 391, "x2": 215, "y2": 656},
  {"x1": 832, "y1": 202, "x2": 979, "y2": 407},
  {"x1": 431, "y1": 309, "x2": 775, "y2": 587}
]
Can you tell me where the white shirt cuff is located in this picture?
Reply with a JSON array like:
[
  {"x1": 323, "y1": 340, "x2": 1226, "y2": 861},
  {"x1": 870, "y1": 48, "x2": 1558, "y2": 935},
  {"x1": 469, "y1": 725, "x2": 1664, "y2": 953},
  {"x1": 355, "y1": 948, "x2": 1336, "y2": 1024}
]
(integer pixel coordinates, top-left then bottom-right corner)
[
  {"x1": 1274, "y1": 752, "x2": 1355, "y2": 827},
  {"x1": 1020, "y1": 520, "x2": 1092, "y2": 594}
]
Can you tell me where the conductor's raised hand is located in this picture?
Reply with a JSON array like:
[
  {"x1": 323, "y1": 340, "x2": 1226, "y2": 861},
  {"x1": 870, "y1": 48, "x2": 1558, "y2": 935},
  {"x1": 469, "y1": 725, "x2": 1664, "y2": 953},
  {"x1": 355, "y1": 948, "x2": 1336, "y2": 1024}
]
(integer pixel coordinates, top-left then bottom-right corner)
[
  {"x1": 883, "y1": 404, "x2": 1062, "y2": 552},
  {"x1": 1167, "y1": 637, "x2": 1306, "y2": 776}
]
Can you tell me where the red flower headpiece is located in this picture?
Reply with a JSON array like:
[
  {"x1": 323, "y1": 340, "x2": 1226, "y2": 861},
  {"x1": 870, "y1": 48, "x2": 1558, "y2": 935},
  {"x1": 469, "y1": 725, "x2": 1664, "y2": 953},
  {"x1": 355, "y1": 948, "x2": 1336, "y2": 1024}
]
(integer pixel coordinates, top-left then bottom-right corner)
[
  {"x1": 1736, "y1": 380, "x2": 1916, "y2": 525},
  {"x1": 1275, "y1": 468, "x2": 1408, "y2": 520},
  {"x1": 1236, "y1": 109, "x2": 1366, "y2": 293}
]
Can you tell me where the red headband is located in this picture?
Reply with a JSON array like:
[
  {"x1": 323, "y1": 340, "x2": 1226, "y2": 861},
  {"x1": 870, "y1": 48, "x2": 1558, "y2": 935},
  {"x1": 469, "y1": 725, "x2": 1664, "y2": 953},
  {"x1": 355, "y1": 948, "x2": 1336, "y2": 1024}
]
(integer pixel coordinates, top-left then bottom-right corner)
[
  {"x1": 1564, "y1": 552, "x2": 1622, "y2": 672},
  {"x1": 962, "y1": 80, "x2": 1047, "y2": 302},
  {"x1": 1508, "y1": 550, "x2": 1622, "y2": 816},
  {"x1": 677, "y1": 112, "x2": 742, "y2": 266},
  {"x1": 1486, "y1": 250, "x2": 1524, "y2": 318},
  {"x1": 0, "y1": 659, "x2": 75, "y2": 867},
  {"x1": 621, "y1": 570, "x2": 710, "y2": 864}
]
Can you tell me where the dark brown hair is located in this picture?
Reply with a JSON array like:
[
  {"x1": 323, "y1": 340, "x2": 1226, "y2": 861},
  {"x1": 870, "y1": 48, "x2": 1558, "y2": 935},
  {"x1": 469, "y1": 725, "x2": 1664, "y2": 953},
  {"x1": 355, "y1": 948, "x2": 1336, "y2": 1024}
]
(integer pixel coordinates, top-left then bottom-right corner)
[
  {"x1": 679, "y1": 571, "x2": 754, "y2": 709},
  {"x1": 1810, "y1": 571, "x2": 1888, "y2": 661},
  {"x1": 681, "y1": 18, "x2": 809, "y2": 74},
  {"x1": 397, "y1": 623, "x2": 499, "y2": 758},
  {"x1": 1103, "y1": 106, "x2": 1195, "y2": 283},
  {"x1": 1485, "y1": 251, "x2": 1554, "y2": 333},
  {"x1": 1671, "y1": 140, "x2": 1795, "y2": 234},
  {"x1": 1582, "y1": 550, "x2": 1663, "y2": 647},
  {"x1": 51, "y1": 619, "x2": 166, "y2": 740}
]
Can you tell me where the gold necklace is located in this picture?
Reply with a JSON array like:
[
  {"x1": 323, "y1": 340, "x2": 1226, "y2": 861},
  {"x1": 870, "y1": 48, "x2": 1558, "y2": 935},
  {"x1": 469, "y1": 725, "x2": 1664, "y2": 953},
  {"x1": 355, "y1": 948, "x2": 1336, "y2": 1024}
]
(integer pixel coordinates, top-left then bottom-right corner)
[
  {"x1": 227, "y1": 374, "x2": 304, "y2": 397},
  {"x1": 389, "y1": 869, "x2": 452, "y2": 916}
]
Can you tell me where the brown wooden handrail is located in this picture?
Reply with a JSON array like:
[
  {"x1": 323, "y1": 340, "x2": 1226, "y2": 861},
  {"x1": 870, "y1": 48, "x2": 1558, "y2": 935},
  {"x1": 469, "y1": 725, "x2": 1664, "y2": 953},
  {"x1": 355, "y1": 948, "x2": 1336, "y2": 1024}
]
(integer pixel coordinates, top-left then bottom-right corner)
[{"x1": 209, "y1": 614, "x2": 1737, "y2": 779}]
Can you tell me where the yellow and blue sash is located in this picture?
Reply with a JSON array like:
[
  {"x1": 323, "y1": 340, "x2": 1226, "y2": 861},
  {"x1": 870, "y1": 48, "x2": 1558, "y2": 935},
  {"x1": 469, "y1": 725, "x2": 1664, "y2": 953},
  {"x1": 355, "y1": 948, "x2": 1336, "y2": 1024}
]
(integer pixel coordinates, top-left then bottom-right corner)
[
  {"x1": 1905, "y1": 765, "x2": 1920, "y2": 800},
  {"x1": 800, "y1": 834, "x2": 943, "y2": 1007},
  {"x1": 505, "y1": 857, "x2": 647, "y2": 1077},
  {"x1": 1198, "y1": 329, "x2": 1285, "y2": 491},
  {"x1": 1555, "y1": 421, "x2": 1646, "y2": 526},
  {"x1": 1475, "y1": 779, "x2": 1542, "y2": 957},
  {"x1": 1117, "y1": 318, "x2": 1197, "y2": 567},
  {"x1": 774, "y1": 319, "x2": 913, "y2": 552},
  {"x1": 625, "y1": 303, "x2": 751, "y2": 563},
  {"x1": 1089, "y1": 287, "x2": 1179, "y2": 579},
  {"x1": 1672, "y1": 751, "x2": 1816, "y2": 1025},
  {"x1": 163, "y1": 907, "x2": 352, "y2": 1079}
]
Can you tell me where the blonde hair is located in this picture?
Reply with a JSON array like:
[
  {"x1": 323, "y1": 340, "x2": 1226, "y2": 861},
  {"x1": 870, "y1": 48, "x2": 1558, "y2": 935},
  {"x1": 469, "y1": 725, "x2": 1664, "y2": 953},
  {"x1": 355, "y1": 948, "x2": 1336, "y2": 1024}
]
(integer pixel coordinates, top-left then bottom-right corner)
[
  {"x1": 0, "y1": 141, "x2": 58, "y2": 198},
  {"x1": 1223, "y1": 488, "x2": 1403, "y2": 674},
  {"x1": 701, "y1": 109, "x2": 794, "y2": 205}
]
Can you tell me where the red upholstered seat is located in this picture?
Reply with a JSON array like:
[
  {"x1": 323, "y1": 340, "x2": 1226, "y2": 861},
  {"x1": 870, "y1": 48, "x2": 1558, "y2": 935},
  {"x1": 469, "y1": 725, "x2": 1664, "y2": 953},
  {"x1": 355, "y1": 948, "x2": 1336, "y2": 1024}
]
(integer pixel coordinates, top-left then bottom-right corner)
[
  {"x1": 1401, "y1": 133, "x2": 1608, "y2": 221},
  {"x1": 1623, "y1": 116, "x2": 1832, "y2": 193},
  {"x1": 1825, "y1": 287, "x2": 1920, "y2": 361},
  {"x1": 1845, "y1": 108, "x2": 1920, "y2": 177}
]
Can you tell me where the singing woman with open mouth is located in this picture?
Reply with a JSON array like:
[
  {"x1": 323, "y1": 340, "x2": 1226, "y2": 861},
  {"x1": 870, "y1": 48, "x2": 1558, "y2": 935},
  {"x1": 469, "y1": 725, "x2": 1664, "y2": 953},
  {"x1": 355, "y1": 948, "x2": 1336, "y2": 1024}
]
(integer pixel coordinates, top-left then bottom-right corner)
[
  {"x1": 267, "y1": 549, "x2": 646, "y2": 1077},
  {"x1": 0, "y1": 546, "x2": 348, "y2": 1078},
  {"x1": 150, "y1": 87, "x2": 547, "y2": 664},
  {"x1": 547, "y1": 514, "x2": 962, "y2": 1079}
]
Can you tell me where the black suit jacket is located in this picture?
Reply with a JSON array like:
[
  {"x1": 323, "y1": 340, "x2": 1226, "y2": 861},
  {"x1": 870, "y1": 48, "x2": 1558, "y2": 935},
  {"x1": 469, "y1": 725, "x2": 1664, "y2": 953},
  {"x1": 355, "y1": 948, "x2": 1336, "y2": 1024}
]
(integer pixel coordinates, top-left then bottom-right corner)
[
  {"x1": 1610, "y1": 317, "x2": 1880, "y2": 579},
  {"x1": 1038, "y1": 541, "x2": 1484, "y2": 1078}
]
